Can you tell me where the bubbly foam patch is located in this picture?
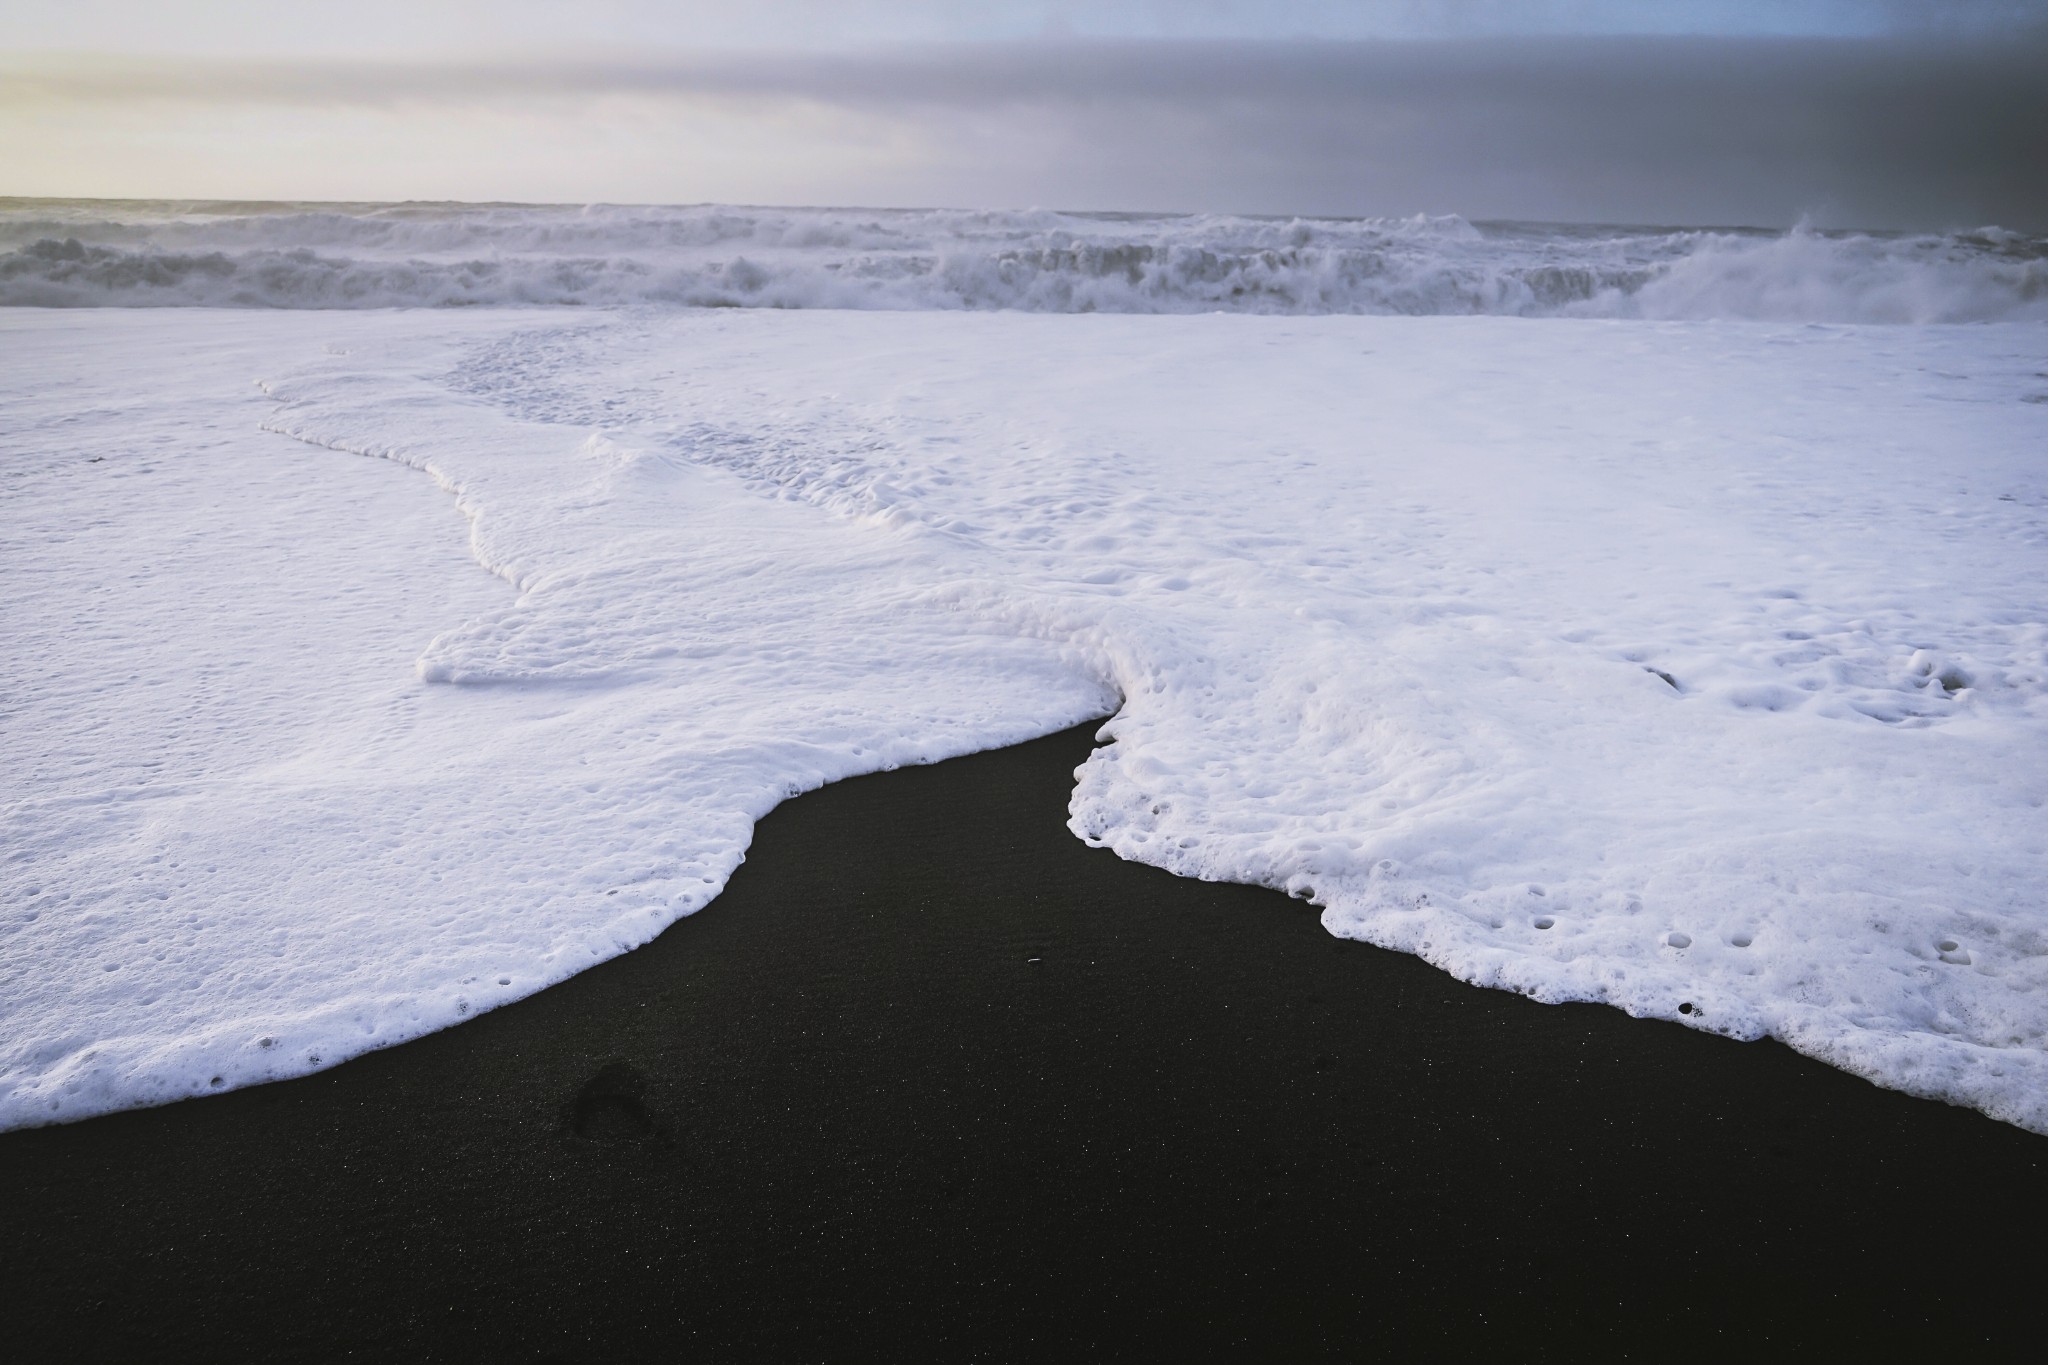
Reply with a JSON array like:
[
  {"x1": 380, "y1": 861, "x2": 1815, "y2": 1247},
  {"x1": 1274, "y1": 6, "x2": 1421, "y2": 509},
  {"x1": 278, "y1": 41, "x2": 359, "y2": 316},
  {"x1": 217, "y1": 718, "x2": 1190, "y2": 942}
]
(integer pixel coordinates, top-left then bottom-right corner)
[{"x1": 3, "y1": 307, "x2": 2045, "y2": 1133}]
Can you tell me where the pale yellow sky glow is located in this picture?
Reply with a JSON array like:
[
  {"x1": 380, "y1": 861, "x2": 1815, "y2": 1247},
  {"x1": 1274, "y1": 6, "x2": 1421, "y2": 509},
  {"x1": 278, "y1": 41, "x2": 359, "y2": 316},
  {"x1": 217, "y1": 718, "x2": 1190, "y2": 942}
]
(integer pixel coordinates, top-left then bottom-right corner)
[{"x1": 1, "y1": 56, "x2": 936, "y2": 204}]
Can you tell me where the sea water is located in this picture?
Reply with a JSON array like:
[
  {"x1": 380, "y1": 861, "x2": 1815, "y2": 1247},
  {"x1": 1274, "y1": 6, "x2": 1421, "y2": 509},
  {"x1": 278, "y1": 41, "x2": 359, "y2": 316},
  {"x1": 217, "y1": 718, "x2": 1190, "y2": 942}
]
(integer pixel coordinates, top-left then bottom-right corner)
[
  {"x1": 3, "y1": 199, "x2": 2043, "y2": 322},
  {"x1": 3, "y1": 202, "x2": 2045, "y2": 1132}
]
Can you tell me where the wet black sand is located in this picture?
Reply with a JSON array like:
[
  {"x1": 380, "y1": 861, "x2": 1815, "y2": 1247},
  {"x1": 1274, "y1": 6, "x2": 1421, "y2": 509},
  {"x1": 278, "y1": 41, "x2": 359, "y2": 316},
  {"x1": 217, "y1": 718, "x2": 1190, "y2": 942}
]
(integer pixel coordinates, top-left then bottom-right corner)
[{"x1": 3, "y1": 722, "x2": 2044, "y2": 1360}]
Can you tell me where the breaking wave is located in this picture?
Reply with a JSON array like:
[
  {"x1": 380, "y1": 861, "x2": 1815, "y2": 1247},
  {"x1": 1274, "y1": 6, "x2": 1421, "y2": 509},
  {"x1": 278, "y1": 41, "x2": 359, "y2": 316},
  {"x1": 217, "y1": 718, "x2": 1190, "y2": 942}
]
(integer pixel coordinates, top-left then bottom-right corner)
[{"x1": 3, "y1": 199, "x2": 2043, "y2": 323}]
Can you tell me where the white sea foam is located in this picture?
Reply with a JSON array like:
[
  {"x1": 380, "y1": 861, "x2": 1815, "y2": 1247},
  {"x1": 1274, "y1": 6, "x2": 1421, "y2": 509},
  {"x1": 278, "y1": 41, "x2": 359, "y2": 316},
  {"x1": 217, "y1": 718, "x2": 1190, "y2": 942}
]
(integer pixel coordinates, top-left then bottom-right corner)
[
  {"x1": 2, "y1": 199, "x2": 2043, "y2": 322},
  {"x1": 3, "y1": 306, "x2": 2046, "y2": 1133}
]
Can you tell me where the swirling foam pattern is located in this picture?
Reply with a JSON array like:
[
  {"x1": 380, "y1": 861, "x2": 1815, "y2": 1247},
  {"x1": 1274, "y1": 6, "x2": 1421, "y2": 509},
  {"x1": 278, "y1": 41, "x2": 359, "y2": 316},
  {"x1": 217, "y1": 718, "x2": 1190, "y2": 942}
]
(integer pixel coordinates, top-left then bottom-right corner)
[{"x1": 3, "y1": 297, "x2": 2045, "y2": 1133}]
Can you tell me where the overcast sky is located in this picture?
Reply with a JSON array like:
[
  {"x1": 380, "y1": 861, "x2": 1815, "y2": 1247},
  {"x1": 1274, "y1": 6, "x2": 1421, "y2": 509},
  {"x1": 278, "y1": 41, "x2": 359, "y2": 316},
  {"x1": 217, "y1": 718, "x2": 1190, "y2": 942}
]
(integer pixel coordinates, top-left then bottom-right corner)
[{"x1": 5, "y1": 1, "x2": 2044, "y2": 227}]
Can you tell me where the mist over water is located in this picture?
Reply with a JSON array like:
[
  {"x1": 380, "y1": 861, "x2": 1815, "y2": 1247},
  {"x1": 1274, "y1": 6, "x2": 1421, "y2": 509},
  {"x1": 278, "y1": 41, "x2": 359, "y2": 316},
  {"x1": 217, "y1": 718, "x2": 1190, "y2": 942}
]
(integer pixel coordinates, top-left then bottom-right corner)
[{"x1": 3, "y1": 199, "x2": 2044, "y2": 323}]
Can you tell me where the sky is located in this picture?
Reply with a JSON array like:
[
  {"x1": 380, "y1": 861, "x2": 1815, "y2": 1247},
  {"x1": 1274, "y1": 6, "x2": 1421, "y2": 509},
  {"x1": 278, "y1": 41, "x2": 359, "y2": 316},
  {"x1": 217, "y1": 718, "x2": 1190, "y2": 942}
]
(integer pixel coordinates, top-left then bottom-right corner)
[{"x1": 4, "y1": 1, "x2": 2045, "y2": 227}]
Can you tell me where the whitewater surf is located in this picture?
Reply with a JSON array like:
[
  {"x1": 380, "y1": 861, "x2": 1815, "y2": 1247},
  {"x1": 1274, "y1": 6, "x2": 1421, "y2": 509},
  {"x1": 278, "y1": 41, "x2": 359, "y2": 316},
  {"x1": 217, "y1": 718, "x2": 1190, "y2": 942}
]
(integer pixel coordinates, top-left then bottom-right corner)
[{"x1": 3, "y1": 201, "x2": 2045, "y2": 1135}]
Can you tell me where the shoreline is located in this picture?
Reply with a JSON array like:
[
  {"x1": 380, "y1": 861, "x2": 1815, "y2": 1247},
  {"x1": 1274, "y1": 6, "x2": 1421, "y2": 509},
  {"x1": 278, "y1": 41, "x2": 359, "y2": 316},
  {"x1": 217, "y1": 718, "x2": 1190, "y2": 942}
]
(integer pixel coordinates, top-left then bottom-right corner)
[{"x1": 4, "y1": 721, "x2": 2044, "y2": 1358}]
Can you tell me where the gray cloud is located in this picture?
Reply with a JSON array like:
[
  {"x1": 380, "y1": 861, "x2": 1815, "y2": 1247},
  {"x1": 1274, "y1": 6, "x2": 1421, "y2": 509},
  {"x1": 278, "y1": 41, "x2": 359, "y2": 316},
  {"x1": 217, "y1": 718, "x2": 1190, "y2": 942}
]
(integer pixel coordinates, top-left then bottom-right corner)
[
  {"x1": 10, "y1": 1, "x2": 2048, "y2": 53},
  {"x1": 12, "y1": 34, "x2": 2045, "y2": 229}
]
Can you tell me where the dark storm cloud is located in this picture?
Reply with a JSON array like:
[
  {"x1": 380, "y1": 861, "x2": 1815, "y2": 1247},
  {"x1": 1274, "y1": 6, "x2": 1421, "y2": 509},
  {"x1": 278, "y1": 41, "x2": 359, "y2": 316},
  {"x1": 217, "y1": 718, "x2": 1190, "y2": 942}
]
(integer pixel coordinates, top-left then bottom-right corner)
[
  {"x1": 698, "y1": 35, "x2": 2048, "y2": 228},
  {"x1": 1846, "y1": 0, "x2": 2048, "y2": 32},
  {"x1": 17, "y1": 34, "x2": 2046, "y2": 228}
]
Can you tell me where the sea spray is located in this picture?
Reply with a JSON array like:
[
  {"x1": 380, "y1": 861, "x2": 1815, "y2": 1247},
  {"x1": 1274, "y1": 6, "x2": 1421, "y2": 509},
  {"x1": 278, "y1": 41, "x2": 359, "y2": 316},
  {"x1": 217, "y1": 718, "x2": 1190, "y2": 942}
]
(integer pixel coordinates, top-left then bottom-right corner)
[{"x1": 3, "y1": 200, "x2": 2043, "y2": 322}]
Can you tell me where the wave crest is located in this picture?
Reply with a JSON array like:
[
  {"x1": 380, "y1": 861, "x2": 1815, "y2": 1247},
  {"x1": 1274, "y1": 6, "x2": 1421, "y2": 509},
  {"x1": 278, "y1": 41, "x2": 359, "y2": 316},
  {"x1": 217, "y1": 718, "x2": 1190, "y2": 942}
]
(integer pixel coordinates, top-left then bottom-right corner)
[{"x1": 2, "y1": 201, "x2": 2042, "y2": 322}]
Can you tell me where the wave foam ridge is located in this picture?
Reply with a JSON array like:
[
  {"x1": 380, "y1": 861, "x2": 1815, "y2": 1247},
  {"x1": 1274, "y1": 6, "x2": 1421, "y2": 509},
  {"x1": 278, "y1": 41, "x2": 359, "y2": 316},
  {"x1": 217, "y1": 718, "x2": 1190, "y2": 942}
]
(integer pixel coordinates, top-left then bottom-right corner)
[{"x1": 2, "y1": 200, "x2": 2043, "y2": 322}]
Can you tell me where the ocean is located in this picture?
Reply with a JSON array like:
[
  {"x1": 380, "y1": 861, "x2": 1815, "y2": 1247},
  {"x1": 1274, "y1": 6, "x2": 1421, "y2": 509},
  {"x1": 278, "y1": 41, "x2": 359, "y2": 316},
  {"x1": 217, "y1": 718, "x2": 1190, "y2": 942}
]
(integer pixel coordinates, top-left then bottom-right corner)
[
  {"x1": 3, "y1": 198, "x2": 2044, "y2": 320},
  {"x1": 3, "y1": 199, "x2": 2046, "y2": 1132}
]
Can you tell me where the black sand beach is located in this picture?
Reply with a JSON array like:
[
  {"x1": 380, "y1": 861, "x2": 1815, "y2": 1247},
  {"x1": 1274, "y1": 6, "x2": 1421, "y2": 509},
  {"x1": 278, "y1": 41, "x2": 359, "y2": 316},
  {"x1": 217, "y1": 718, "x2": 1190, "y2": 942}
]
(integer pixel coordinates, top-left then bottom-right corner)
[{"x1": 3, "y1": 722, "x2": 2043, "y2": 1360}]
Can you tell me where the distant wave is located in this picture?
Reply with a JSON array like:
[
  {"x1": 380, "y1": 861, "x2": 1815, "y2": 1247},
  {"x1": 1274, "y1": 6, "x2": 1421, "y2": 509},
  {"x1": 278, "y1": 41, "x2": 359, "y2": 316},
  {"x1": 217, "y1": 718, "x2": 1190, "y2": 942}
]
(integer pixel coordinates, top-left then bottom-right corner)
[{"x1": 2, "y1": 200, "x2": 2043, "y2": 322}]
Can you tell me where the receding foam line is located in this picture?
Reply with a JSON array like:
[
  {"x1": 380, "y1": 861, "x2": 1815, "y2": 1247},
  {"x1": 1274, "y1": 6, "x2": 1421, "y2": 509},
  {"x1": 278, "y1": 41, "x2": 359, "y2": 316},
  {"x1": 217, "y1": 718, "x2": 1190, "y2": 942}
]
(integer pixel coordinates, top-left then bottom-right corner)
[{"x1": 5, "y1": 305, "x2": 2046, "y2": 1139}]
